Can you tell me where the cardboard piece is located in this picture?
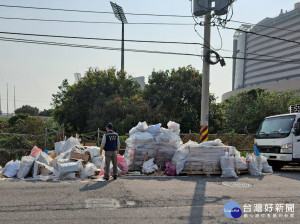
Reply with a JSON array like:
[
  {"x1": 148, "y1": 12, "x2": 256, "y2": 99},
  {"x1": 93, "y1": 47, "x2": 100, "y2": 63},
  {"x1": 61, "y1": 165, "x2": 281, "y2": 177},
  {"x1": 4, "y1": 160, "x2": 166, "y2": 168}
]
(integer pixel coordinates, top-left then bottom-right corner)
[{"x1": 70, "y1": 152, "x2": 90, "y2": 162}]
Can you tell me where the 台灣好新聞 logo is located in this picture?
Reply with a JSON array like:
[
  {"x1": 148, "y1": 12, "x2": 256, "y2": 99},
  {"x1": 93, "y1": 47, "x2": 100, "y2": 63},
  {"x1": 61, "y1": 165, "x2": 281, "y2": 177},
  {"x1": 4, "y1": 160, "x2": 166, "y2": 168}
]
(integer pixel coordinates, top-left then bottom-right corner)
[{"x1": 224, "y1": 201, "x2": 242, "y2": 219}]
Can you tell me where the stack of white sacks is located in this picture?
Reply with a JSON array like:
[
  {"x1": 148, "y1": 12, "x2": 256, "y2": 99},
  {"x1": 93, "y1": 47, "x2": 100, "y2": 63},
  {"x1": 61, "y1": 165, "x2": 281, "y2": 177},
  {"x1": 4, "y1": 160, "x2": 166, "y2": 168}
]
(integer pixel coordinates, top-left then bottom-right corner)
[
  {"x1": 1, "y1": 137, "x2": 105, "y2": 181},
  {"x1": 171, "y1": 139, "x2": 273, "y2": 177},
  {"x1": 125, "y1": 121, "x2": 182, "y2": 171}
]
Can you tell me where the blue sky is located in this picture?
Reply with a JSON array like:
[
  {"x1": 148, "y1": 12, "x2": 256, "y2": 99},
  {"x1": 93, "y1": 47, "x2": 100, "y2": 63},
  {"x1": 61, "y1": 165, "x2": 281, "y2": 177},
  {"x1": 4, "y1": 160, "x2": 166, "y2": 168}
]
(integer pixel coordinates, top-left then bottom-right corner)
[{"x1": 0, "y1": 0, "x2": 299, "y2": 112}]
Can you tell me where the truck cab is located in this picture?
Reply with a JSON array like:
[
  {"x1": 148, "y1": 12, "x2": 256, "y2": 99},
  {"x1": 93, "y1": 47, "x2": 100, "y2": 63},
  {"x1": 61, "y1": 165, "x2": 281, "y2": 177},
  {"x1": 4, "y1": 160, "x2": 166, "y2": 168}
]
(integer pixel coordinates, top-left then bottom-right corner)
[{"x1": 254, "y1": 107, "x2": 300, "y2": 170}]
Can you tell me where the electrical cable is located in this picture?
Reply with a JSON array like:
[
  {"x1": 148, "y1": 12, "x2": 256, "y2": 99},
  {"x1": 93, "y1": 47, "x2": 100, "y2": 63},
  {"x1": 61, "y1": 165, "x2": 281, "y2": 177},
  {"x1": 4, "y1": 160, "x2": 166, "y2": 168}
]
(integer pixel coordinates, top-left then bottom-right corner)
[
  {"x1": 0, "y1": 31, "x2": 204, "y2": 46},
  {"x1": 0, "y1": 16, "x2": 194, "y2": 26},
  {"x1": 1, "y1": 35, "x2": 300, "y2": 65},
  {"x1": 0, "y1": 4, "x2": 192, "y2": 18},
  {"x1": 0, "y1": 30, "x2": 299, "y2": 63},
  {"x1": 0, "y1": 36, "x2": 202, "y2": 57},
  {"x1": 215, "y1": 24, "x2": 300, "y2": 45}
]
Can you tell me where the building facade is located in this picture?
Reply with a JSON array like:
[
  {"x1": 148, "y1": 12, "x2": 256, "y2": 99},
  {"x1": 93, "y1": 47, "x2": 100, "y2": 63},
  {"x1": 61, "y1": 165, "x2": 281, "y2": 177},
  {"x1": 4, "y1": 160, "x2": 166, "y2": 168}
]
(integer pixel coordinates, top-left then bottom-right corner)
[{"x1": 223, "y1": 3, "x2": 300, "y2": 100}]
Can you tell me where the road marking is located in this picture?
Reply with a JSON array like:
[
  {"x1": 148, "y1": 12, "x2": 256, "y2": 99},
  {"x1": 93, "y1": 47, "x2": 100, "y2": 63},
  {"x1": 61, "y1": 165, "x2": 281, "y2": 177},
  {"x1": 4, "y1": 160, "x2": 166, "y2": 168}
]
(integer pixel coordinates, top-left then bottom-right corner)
[{"x1": 85, "y1": 198, "x2": 121, "y2": 209}]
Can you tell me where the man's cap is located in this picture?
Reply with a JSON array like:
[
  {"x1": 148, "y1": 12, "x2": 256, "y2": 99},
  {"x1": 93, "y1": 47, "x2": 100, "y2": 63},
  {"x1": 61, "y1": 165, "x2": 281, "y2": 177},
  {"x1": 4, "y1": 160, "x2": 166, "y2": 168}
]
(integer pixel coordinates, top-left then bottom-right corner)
[{"x1": 106, "y1": 123, "x2": 113, "y2": 129}]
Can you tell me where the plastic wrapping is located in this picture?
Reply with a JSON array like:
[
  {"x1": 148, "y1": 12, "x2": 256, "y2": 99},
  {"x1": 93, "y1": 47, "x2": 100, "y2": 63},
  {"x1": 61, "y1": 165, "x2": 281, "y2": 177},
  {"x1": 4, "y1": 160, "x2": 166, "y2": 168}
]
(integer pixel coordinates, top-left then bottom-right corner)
[
  {"x1": 155, "y1": 147, "x2": 176, "y2": 168},
  {"x1": 142, "y1": 158, "x2": 158, "y2": 174},
  {"x1": 117, "y1": 154, "x2": 128, "y2": 174},
  {"x1": 91, "y1": 157, "x2": 102, "y2": 168},
  {"x1": 36, "y1": 152, "x2": 53, "y2": 166},
  {"x1": 129, "y1": 121, "x2": 148, "y2": 135},
  {"x1": 54, "y1": 141, "x2": 65, "y2": 154},
  {"x1": 58, "y1": 137, "x2": 80, "y2": 154},
  {"x1": 261, "y1": 156, "x2": 273, "y2": 173},
  {"x1": 17, "y1": 156, "x2": 35, "y2": 179},
  {"x1": 234, "y1": 149, "x2": 248, "y2": 171},
  {"x1": 220, "y1": 153, "x2": 238, "y2": 178},
  {"x1": 246, "y1": 153, "x2": 262, "y2": 175},
  {"x1": 187, "y1": 146, "x2": 229, "y2": 172},
  {"x1": 3, "y1": 160, "x2": 20, "y2": 177},
  {"x1": 80, "y1": 162, "x2": 97, "y2": 178},
  {"x1": 85, "y1": 147, "x2": 100, "y2": 159},
  {"x1": 165, "y1": 162, "x2": 176, "y2": 176},
  {"x1": 125, "y1": 121, "x2": 182, "y2": 171},
  {"x1": 171, "y1": 141, "x2": 199, "y2": 175},
  {"x1": 58, "y1": 160, "x2": 83, "y2": 174},
  {"x1": 167, "y1": 121, "x2": 180, "y2": 133},
  {"x1": 199, "y1": 139, "x2": 224, "y2": 147},
  {"x1": 146, "y1": 124, "x2": 162, "y2": 135},
  {"x1": 29, "y1": 146, "x2": 43, "y2": 157}
]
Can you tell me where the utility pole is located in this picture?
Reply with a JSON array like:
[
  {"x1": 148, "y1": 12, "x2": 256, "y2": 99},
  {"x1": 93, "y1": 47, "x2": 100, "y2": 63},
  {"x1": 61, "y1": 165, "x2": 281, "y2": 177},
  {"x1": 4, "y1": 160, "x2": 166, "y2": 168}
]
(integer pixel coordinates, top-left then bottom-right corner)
[
  {"x1": 14, "y1": 85, "x2": 16, "y2": 114},
  {"x1": 6, "y1": 83, "x2": 8, "y2": 118},
  {"x1": 0, "y1": 94, "x2": 2, "y2": 116},
  {"x1": 200, "y1": 2, "x2": 211, "y2": 143}
]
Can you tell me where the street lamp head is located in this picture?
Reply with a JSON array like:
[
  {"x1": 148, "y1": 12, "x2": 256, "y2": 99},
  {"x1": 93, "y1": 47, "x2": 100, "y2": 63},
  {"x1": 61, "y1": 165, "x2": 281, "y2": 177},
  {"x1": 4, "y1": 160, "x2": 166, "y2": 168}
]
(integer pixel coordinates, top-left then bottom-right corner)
[{"x1": 110, "y1": 1, "x2": 128, "y2": 24}]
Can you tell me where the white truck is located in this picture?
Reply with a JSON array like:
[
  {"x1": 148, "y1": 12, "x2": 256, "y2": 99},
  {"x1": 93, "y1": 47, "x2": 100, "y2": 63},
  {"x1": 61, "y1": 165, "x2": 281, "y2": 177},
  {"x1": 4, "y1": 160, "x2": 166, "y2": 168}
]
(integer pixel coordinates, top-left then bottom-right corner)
[{"x1": 254, "y1": 104, "x2": 300, "y2": 170}]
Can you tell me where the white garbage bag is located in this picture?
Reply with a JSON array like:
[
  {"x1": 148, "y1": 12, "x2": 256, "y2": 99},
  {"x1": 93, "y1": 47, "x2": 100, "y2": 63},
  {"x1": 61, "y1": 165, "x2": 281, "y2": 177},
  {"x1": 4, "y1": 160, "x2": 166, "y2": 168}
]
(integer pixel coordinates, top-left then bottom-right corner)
[
  {"x1": 86, "y1": 147, "x2": 100, "y2": 159},
  {"x1": 17, "y1": 156, "x2": 35, "y2": 179},
  {"x1": 234, "y1": 150, "x2": 248, "y2": 171},
  {"x1": 129, "y1": 121, "x2": 148, "y2": 135},
  {"x1": 167, "y1": 121, "x2": 180, "y2": 133},
  {"x1": 58, "y1": 160, "x2": 83, "y2": 174},
  {"x1": 58, "y1": 137, "x2": 80, "y2": 154},
  {"x1": 261, "y1": 156, "x2": 273, "y2": 173},
  {"x1": 80, "y1": 162, "x2": 97, "y2": 178},
  {"x1": 51, "y1": 149, "x2": 72, "y2": 170},
  {"x1": 91, "y1": 156, "x2": 102, "y2": 168},
  {"x1": 142, "y1": 158, "x2": 158, "y2": 174},
  {"x1": 220, "y1": 152, "x2": 238, "y2": 178},
  {"x1": 55, "y1": 141, "x2": 65, "y2": 154},
  {"x1": 130, "y1": 132, "x2": 154, "y2": 143},
  {"x1": 36, "y1": 152, "x2": 53, "y2": 166},
  {"x1": 246, "y1": 153, "x2": 262, "y2": 175},
  {"x1": 171, "y1": 140, "x2": 199, "y2": 175},
  {"x1": 199, "y1": 139, "x2": 224, "y2": 147},
  {"x1": 146, "y1": 123, "x2": 162, "y2": 135},
  {"x1": 3, "y1": 160, "x2": 20, "y2": 178}
]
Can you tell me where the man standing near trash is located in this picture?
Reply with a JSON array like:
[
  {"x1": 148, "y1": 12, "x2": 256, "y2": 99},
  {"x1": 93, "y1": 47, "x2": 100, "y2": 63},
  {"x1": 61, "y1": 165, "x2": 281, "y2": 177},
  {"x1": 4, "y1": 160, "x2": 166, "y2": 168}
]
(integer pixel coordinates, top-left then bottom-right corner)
[{"x1": 100, "y1": 123, "x2": 120, "y2": 180}]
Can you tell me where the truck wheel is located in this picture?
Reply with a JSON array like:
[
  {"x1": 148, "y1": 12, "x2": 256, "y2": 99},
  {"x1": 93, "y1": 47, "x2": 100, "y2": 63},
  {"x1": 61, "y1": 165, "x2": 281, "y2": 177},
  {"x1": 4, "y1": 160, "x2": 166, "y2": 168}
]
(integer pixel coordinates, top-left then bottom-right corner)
[
  {"x1": 268, "y1": 161, "x2": 284, "y2": 171},
  {"x1": 272, "y1": 165, "x2": 283, "y2": 171}
]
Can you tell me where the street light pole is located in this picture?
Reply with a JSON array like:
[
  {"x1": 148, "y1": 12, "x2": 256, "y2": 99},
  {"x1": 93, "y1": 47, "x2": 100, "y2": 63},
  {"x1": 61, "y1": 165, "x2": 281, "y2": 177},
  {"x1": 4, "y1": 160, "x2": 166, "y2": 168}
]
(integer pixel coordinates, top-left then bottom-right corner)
[
  {"x1": 121, "y1": 22, "x2": 125, "y2": 72},
  {"x1": 200, "y1": 2, "x2": 212, "y2": 143},
  {"x1": 110, "y1": 1, "x2": 128, "y2": 73}
]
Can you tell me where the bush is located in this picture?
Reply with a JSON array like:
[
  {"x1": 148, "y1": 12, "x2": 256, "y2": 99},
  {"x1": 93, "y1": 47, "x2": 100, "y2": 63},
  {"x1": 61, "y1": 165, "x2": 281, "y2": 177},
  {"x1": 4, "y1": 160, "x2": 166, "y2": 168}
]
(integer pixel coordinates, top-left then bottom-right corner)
[{"x1": 0, "y1": 135, "x2": 35, "y2": 149}]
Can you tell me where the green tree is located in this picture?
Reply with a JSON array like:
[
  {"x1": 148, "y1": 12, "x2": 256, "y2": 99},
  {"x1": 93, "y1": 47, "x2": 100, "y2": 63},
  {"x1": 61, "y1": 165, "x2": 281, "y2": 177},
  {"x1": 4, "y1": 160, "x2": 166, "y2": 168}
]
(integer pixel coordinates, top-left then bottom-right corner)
[
  {"x1": 39, "y1": 109, "x2": 54, "y2": 117},
  {"x1": 144, "y1": 65, "x2": 217, "y2": 133},
  {"x1": 221, "y1": 89, "x2": 300, "y2": 134},
  {"x1": 52, "y1": 68, "x2": 148, "y2": 134},
  {"x1": 15, "y1": 105, "x2": 39, "y2": 116}
]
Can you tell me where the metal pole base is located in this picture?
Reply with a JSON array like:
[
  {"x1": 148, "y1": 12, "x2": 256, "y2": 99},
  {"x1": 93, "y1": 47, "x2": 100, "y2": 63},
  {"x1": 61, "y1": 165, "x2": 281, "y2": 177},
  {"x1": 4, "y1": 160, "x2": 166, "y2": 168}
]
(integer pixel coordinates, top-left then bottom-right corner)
[{"x1": 200, "y1": 125, "x2": 209, "y2": 143}]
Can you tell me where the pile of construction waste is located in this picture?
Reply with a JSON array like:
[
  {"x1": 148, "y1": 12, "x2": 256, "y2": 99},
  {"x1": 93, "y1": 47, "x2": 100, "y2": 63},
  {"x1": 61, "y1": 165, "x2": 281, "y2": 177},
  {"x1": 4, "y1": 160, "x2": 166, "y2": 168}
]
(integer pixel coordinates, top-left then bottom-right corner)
[
  {"x1": 125, "y1": 121, "x2": 273, "y2": 177},
  {"x1": 0, "y1": 137, "x2": 128, "y2": 181},
  {"x1": 124, "y1": 121, "x2": 182, "y2": 171},
  {"x1": 0, "y1": 121, "x2": 273, "y2": 181}
]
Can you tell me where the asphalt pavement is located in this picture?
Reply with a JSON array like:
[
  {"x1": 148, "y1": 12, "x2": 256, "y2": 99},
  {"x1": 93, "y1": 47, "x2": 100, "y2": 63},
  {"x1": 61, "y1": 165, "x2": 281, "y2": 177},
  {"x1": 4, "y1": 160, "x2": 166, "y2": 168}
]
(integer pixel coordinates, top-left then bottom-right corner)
[{"x1": 0, "y1": 168, "x2": 299, "y2": 224}]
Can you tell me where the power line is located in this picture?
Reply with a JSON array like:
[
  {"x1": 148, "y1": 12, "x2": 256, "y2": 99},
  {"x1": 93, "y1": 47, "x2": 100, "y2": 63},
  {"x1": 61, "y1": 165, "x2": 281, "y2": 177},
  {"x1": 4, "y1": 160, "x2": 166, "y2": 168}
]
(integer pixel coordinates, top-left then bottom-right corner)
[
  {"x1": 217, "y1": 25, "x2": 300, "y2": 45},
  {"x1": 0, "y1": 16, "x2": 194, "y2": 26},
  {"x1": 1, "y1": 30, "x2": 300, "y2": 62},
  {"x1": 1, "y1": 35, "x2": 300, "y2": 65},
  {"x1": 0, "y1": 4, "x2": 192, "y2": 18},
  {"x1": 228, "y1": 19, "x2": 300, "y2": 35},
  {"x1": 2, "y1": 3, "x2": 300, "y2": 35},
  {"x1": 0, "y1": 36, "x2": 202, "y2": 57},
  {"x1": 0, "y1": 31, "x2": 203, "y2": 46}
]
